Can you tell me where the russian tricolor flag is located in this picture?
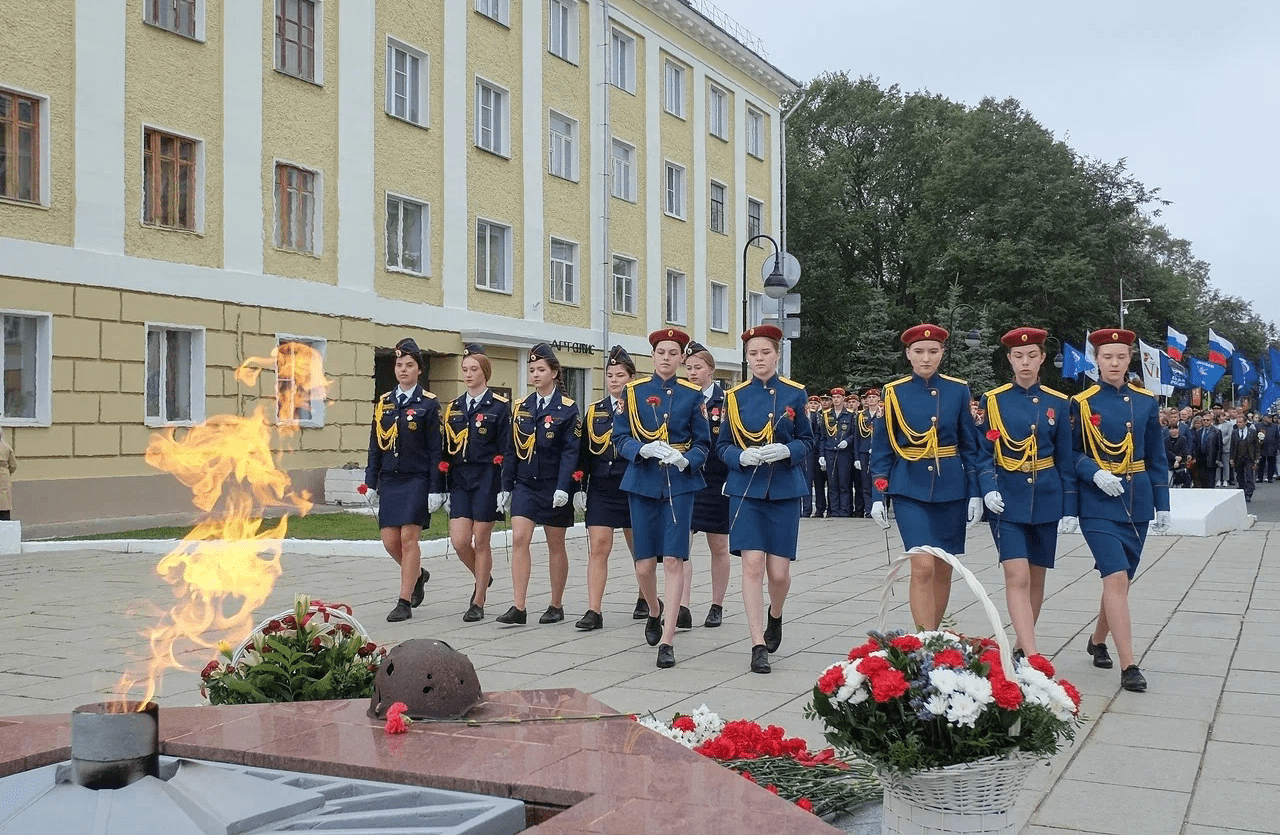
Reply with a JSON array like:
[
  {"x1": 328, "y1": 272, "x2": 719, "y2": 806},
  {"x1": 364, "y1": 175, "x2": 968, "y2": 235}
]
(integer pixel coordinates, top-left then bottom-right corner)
[
  {"x1": 1208, "y1": 328, "x2": 1234, "y2": 366},
  {"x1": 1166, "y1": 326, "x2": 1188, "y2": 361}
]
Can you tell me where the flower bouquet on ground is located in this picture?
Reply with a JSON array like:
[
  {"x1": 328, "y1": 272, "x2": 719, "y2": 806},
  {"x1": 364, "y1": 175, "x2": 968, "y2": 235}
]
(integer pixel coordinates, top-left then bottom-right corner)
[
  {"x1": 201, "y1": 595, "x2": 386, "y2": 705},
  {"x1": 637, "y1": 705, "x2": 879, "y2": 817}
]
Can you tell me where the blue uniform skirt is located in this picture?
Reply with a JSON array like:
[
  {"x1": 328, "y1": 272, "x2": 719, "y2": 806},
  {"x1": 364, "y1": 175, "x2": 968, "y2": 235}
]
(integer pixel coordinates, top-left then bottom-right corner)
[
  {"x1": 894, "y1": 496, "x2": 967, "y2": 555},
  {"x1": 628, "y1": 492, "x2": 694, "y2": 560},
  {"x1": 377, "y1": 473, "x2": 432, "y2": 529},
  {"x1": 585, "y1": 474, "x2": 631, "y2": 529},
  {"x1": 691, "y1": 482, "x2": 730, "y2": 535},
  {"x1": 512, "y1": 478, "x2": 573, "y2": 528},
  {"x1": 728, "y1": 496, "x2": 802, "y2": 559},
  {"x1": 1080, "y1": 517, "x2": 1148, "y2": 579},
  {"x1": 449, "y1": 462, "x2": 503, "y2": 524},
  {"x1": 989, "y1": 518, "x2": 1058, "y2": 568}
]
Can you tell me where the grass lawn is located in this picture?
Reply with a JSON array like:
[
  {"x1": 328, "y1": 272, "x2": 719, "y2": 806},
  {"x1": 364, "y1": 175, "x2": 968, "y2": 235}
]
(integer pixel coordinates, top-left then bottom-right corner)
[{"x1": 60, "y1": 511, "x2": 463, "y2": 542}]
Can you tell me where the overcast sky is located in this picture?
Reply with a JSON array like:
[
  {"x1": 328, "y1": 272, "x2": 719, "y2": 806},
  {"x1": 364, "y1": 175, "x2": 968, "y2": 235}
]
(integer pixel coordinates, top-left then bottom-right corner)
[{"x1": 725, "y1": 0, "x2": 1279, "y2": 335}]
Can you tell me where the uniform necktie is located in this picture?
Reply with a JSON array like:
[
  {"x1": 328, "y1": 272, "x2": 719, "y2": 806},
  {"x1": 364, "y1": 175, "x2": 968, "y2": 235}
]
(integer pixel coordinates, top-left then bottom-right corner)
[
  {"x1": 397, "y1": 392, "x2": 407, "y2": 407},
  {"x1": 539, "y1": 396, "x2": 548, "y2": 413},
  {"x1": 467, "y1": 397, "x2": 478, "y2": 414}
]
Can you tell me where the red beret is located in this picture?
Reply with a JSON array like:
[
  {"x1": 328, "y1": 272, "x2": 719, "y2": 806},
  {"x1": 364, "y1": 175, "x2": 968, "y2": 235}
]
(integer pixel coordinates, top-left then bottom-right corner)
[
  {"x1": 1087, "y1": 328, "x2": 1136, "y2": 347},
  {"x1": 742, "y1": 324, "x2": 784, "y2": 343},
  {"x1": 865, "y1": 388, "x2": 880, "y2": 396},
  {"x1": 901, "y1": 323, "x2": 948, "y2": 346},
  {"x1": 830, "y1": 387, "x2": 847, "y2": 396},
  {"x1": 1000, "y1": 327, "x2": 1048, "y2": 348},
  {"x1": 648, "y1": 328, "x2": 691, "y2": 349},
  {"x1": 807, "y1": 395, "x2": 821, "y2": 402}
]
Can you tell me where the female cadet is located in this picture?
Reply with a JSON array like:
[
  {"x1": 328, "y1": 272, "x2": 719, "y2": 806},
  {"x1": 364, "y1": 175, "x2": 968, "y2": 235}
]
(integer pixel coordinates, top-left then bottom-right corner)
[
  {"x1": 976, "y1": 328, "x2": 1077, "y2": 659},
  {"x1": 614, "y1": 328, "x2": 710, "y2": 669},
  {"x1": 682, "y1": 341, "x2": 731, "y2": 629},
  {"x1": 1072, "y1": 328, "x2": 1170, "y2": 692},
  {"x1": 718, "y1": 324, "x2": 813, "y2": 674},
  {"x1": 573, "y1": 346, "x2": 638, "y2": 631},
  {"x1": 870, "y1": 324, "x2": 983, "y2": 631},
  {"x1": 496, "y1": 343, "x2": 581, "y2": 626},
  {"x1": 364, "y1": 338, "x2": 446, "y2": 623},
  {"x1": 440, "y1": 343, "x2": 512, "y2": 622}
]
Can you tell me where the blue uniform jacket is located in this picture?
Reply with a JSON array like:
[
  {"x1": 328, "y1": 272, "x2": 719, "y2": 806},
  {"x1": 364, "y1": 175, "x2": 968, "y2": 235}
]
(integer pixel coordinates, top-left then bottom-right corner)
[
  {"x1": 578, "y1": 396, "x2": 629, "y2": 492},
  {"x1": 614, "y1": 374, "x2": 710, "y2": 498},
  {"x1": 854, "y1": 410, "x2": 875, "y2": 458},
  {"x1": 1070, "y1": 381, "x2": 1169, "y2": 523},
  {"x1": 365, "y1": 386, "x2": 444, "y2": 491},
  {"x1": 441, "y1": 389, "x2": 512, "y2": 467},
  {"x1": 502, "y1": 389, "x2": 581, "y2": 494},
  {"x1": 871, "y1": 373, "x2": 980, "y2": 504},
  {"x1": 976, "y1": 382, "x2": 1077, "y2": 524},
  {"x1": 700, "y1": 384, "x2": 730, "y2": 491},
  {"x1": 821, "y1": 409, "x2": 856, "y2": 457},
  {"x1": 718, "y1": 375, "x2": 814, "y2": 500}
]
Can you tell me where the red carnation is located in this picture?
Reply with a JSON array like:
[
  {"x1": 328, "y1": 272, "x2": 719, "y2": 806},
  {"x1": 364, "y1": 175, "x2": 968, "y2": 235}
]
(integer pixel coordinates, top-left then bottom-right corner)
[
  {"x1": 857, "y1": 655, "x2": 890, "y2": 677},
  {"x1": 357, "y1": 483, "x2": 369, "y2": 495},
  {"x1": 646, "y1": 395, "x2": 662, "y2": 406},
  {"x1": 870, "y1": 668, "x2": 911, "y2": 702},
  {"x1": 493, "y1": 454, "x2": 504, "y2": 465},
  {"x1": 765, "y1": 784, "x2": 779, "y2": 795},
  {"x1": 874, "y1": 477, "x2": 889, "y2": 492},
  {"x1": 784, "y1": 406, "x2": 796, "y2": 420},
  {"x1": 1089, "y1": 413, "x2": 1102, "y2": 426},
  {"x1": 1027, "y1": 654, "x2": 1056, "y2": 678},
  {"x1": 932, "y1": 648, "x2": 966, "y2": 668},
  {"x1": 385, "y1": 701, "x2": 413, "y2": 735},
  {"x1": 817, "y1": 665, "x2": 846, "y2": 695},
  {"x1": 890, "y1": 635, "x2": 923, "y2": 653},
  {"x1": 438, "y1": 461, "x2": 450, "y2": 473},
  {"x1": 848, "y1": 639, "x2": 880, "y2": 661},
  {"x1": 991, "y1": 676, "x2": 1023, "y2": 710},
  {"x1": 672, "y1": 715, "x2": 696, "y2": 733},
  {"x1": 361, "y1": 641, "x2": 378, "y2": 655},
  {"x1": 796, "y1": 798, "x2": 814, "y2": 813},
  {"x1": 1059, "y1": 679, "x2": 1082, "y2": 711},
  {"x1": 572, "y1": 470, "x2": 584, "y2": 482},
  {"x1": 986, "y1": 429, "x2": 1001, "y2": 441}
]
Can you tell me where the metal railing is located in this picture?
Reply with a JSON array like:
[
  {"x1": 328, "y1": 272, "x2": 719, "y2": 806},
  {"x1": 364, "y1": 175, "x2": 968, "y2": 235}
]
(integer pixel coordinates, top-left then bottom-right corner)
[{"x1": 679, "y1": 0, "x2": 769, "y2": 59}]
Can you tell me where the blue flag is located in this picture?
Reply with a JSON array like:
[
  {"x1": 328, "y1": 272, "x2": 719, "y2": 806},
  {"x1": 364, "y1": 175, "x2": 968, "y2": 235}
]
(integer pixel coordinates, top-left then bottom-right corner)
[
  {"x1": 1161, "y1": 352, "x2": 1188, "y2": 389},
  {"x1": 1231, "y1": 353, "x2": 1257, "y2": 394},
  {"x1": 1260, "y1": 358, "x2": 1276, "y2": 413},
  {"x1": 1189, "y1": 356, "x2": 1226, "y2": 391},
  {"x1": 1062, "y1": 342, "x2": 1089, "y2": 378}
]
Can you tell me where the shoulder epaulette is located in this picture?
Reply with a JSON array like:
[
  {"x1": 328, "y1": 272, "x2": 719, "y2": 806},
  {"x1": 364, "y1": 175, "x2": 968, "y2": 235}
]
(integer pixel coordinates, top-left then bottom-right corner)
[
  {"x1": 939, "y1": 373, "x2": 969, "y2": 385},
  {"x1": 1039, "y1": 385, "x2": 1068, "y2": 400},
  {"x1": 1128, "y1": 382, "x2": 1155, "y2": 397},
  {"x1": 677, "y1": 378, "x2": 701, "y2": 391},
  {"x1": 379, "y1": 391, "x2": 396, "y2": 402},
  {"x1": 560, "y1": 397, "x2": 575, "y2": 407},
  {"x1": 625, "y1": 377, "x2": 651, "y2": 390},
  {"x1": 884, "y1": 375, "x2": 911, "y2": 388},
  {"x1": 985, "y1": 383, "x2": 1012, "y2": 399},
  {"x1": 491, "y1": 393, "x2": 508, "y2": 403},
  {"x1": 1072, "y1": 385, "x2": 1101, "y2": 402},
  {"x1": 778, "y1": 376, "x2": 806, "y2": 390},
  {"x1": 421, "y1": 391, "x2": 437, "y2": 399},
  {"x1": 726, "y1": 380, "x2": 751, "y2": 395}
]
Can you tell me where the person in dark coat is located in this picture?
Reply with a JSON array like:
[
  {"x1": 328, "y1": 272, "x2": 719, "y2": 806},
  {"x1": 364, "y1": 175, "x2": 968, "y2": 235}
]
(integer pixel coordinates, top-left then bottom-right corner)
[
  {"x1": 1192, "y1": 412, "x2": 1222, "y2": 488},
  {"x1": 682, "y1": 341, "x2": 731, "y2": 629},
  {"x1": 1257, "y1": 414, "x2": 1277, "y2": 483},
  {"x1": 1165, "y1": 424, "x2": 1192, "y2": 488},
  {"x1": 1229, "y1": 412, "x2": 1261, "y2": 502}
]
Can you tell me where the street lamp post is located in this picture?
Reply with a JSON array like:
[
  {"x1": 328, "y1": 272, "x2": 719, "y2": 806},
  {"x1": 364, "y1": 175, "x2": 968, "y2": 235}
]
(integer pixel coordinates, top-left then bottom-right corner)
[
  {"x1": 741, "y1": 234, "x2": 790, "y2": 379},
  {"x1": 1042, "y1": 336, "x2": 1064, "y2": 377},
  {"x1": 1118, "y1": 275, "x2": 1150, "y2": 329}
]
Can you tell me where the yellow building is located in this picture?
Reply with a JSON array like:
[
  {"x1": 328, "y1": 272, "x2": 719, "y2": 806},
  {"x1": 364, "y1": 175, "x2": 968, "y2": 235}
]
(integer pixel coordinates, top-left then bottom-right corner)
[{"x1": 0, "y1": 0, "x2": 798, "y2": 530}]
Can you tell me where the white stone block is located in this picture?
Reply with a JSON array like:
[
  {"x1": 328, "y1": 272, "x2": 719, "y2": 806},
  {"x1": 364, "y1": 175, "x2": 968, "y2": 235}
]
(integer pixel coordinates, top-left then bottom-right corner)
[
  {"x1": 0, "y1": 521, "x2": 20, "y2": 554},
  {"x1": 1161, "y1": 489, "x2": 1253, "y2": 537}
]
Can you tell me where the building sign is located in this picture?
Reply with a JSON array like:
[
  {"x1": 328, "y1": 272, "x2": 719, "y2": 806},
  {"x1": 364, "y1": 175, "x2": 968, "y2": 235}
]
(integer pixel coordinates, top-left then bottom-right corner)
[{"x1": 549, "y1": 341, "x2": 597, "y2": 355}]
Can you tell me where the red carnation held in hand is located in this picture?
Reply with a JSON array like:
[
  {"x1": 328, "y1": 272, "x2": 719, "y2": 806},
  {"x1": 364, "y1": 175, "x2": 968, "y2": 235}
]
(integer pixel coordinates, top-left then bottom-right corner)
[
  {"x1": 357, "y1": 483, "x2": 368, "y2": 495},
  {"x1": 1089, "y1": 413, "x2": 1102, "y2": 426},
  {"x1": 986, "y1": 429, "x2": 1001, "y2": 441},
  {"x1": 874, "y1": 478, "x2": 889, "y2": 492},
  {"x1": 438, "y1": 461, "x2": 450, "y2": 473},
  {"x1": 493, "y1": 454, "x2": 504, "y2": 465},
  {"x1": 646, "y1": 395, "x2": 662, "y2": 406}
]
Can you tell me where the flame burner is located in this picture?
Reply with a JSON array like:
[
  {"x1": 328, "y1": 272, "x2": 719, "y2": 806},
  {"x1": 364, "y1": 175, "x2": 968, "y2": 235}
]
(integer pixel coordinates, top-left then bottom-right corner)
[{"x1": 67, "y1": 702, "x2": 159, "y2": 790}]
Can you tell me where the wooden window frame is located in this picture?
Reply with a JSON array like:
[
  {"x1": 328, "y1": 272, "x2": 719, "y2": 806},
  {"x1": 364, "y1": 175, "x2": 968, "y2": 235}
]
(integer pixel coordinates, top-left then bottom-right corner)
[
  {"x1": 144, "y1": 0, "x2": 199, "y2": 39},
  {"x1": 385, "y1": 192, "x2": 429, "y2": 276},
  {"x1": 143, "y1": 127, "x2": 198, "y2": 231},
  {"x1": 275, "y1": 162, "x2": 317, "y2": 253},
  {"x1": 747, "y1": 197, "x2": 763, "y2": 246},
  {"x1": 0, "y1": 89, "x2": 41, "y2": 205},
  {"x1": 709, "y1": 180, "x2": 726, "y2": 234},
  {"x1": 276, "y1": 0, "x2": 318, "y2": 83}
]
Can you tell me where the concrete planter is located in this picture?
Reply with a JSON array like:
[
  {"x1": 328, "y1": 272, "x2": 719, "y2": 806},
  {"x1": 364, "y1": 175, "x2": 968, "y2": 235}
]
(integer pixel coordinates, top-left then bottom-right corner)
[{"x1": 322, "y1": 468, "x2": 367, "y2": 507}]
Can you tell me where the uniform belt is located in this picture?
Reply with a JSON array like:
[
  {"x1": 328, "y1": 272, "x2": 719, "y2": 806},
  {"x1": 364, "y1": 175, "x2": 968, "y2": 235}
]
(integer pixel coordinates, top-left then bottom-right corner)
[
  {"x1": 905, "y1": 444, "x2": 957, "y2": 458},
  {"x1": 670, "y1": 441, "x2": 692, "y2": 452},
  {"x1": 1001, "y1": 457, "x2": 1055, "y2": 473},
  {"x1": 1102, "y1": 460, "x2": 1146, "y2": 475}
]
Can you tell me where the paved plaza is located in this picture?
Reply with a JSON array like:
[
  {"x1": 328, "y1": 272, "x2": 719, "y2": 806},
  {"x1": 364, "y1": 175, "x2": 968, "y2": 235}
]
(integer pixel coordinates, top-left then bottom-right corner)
[{"x1": 3, "y1": 508, "x2": 1280, "y2": 834}]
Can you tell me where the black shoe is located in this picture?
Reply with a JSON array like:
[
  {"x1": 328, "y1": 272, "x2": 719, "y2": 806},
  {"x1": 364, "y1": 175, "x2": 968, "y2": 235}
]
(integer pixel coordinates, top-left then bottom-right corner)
[
  {"x1": 410, "y1": 568, "x2": 430, "y2": 608},
  {"x1": 1120, "y1": 665, "x2": 1147, "y2": 692},
  {"x1": 495, "y1": 606, "x2": 527, "y2": 625},
  {"x1": 539, "y1": 606, "x2": 564, "y2": 624},
  {"x1": 644, "y1": 615, "x2": 662, "y2": 646},
  {"x1": 656, "y1": 644, "x2": 675, "y2": 668},
  {"x1": 575, "y1": 609, "x2": 603, "y2": 630},
  {"x1": 704, "y1": 604, "x2": 723, "y2": 628},
  {"x1": 676, "y1": 606, "x2": 693, "y2": 630},
  {"x1": 764, "y1": 611, "x2": 783, "y2": 653},
  {"x1": 751, "y1": 644, "x2": 771, "y2": 674},
  {"x1": 632, "y1": 596, "x2": 650, "y2": 620},
  {"x1": 1087, "y1": 640, "x2": 1113, "y2": 669},
  {"x1": 462, "y1": 604, "x2": 484, "y2": 622},
  {"x1": 386, "y1": 598, "x2": 412, "y2": 622},
  {"x1": 469, "y1": 575, "x2": 495, "y2": 606}
]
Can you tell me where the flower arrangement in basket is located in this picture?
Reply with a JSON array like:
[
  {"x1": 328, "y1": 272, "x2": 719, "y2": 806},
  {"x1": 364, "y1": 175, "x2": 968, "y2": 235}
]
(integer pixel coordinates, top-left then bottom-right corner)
[
  {"x1": 637, "y1": 705, "x2": 879, "y2": 817},
  {"x1": 201, "y1": 595, "x2": 386, "y2": 705}
]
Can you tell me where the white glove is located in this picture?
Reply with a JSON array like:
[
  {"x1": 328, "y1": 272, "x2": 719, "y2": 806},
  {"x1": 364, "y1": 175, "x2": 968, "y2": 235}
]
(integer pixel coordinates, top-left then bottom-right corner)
[
  {"x1": 1058, "y1": 515, "x2": 1079, "y2": 534},
  {"x1": 428, "y1": 493, "x2": 446, "y2": 513},
  {"x1": 660, "y1": 447, "x2": 690, "y2": 471},
  {"x1": 552, "y1": 490, "x2": 569, "y2": 508},
  {"x1": 818, "y1": 456, "x2": 827, "y2": 471},
  {"x1": 496, "y1": 491, "x2": 512, "y2": 514},
  {"x1": 738, "y1": 447, "x2": 765, "y2": 467},
  {"x1": 573, "y1": 492, "x2": 587, "y2": 513},
  {"x1": 837, "y1": 439, "x2": 849, "y2": 450},
  {"x1": 967, "y1": 497, "x2": 984, "y2": 529},
  {"x1": 870, "y1": 501, "x2": 891, "y2": 529},
  {"x1": 1092, "y1": 469, "x2": 1125, "y2": 497},
  {"x1": 983, "y1": 491, "x2": 1004, "y2": 514},
  {"x1": 854, "y1": 459, "x2": 863, "y2": 471},
  {"x1": 639, "y1": 441, "x2": 673, "y2": 460},
  {"x1": 760, "y1": 443, "x2": 791, "y2": 462},
  {"x1": 1151, "y1": 510, "x2": 1171, "y2": 534}
]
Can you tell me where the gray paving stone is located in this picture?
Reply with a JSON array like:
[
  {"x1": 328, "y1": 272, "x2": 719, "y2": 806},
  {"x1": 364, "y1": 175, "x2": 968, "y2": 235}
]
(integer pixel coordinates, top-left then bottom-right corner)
[
  {"x1": 1062, "y1": 742, "x2": 1200, "y2": 792},
  {"x1": 1031, "y1": 779, "x2": 1189, "y2": 834},
  {"x1": 1088, "y1": 713, "x2": 1209, "y2": 752},
  {"x1": 1187, "y1": 775, "x2": 1280, "y2": 833}
]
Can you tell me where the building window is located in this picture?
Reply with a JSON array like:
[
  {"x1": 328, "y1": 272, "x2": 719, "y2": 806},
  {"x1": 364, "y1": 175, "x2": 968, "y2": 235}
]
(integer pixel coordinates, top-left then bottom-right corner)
[
  {"x1": 563, "y1": 366, "x2": 587, "y2": 407},
  {"x1": 665, "y1": 270, "x2": 686, "y2": 325},
  {"x1": 609, "y1": 27, "x2": 635, "y2": 93},
  {"x1": 144, "y1": 0, "x2": 198, "y2": 39},
  {"x1": 710, "y1": 282, "x2": 728, "y2": 332},
  {"x1": 142, "y1": 128, "x2": 199, "y2": 232},
  {"x1": 612, "y1": 256, "x2": 635, "y2": 315},
  {"x1": 611, "y1": 138, "x2": 635, "y2": 201},
  {"x1": 747, "y1": 107, "x2": 765, "y2": 158},
  {"x1": 274, "y1": 162, "x2": 317, "y2": 253},
  {"x1": 747, "y1": 197, "x2": 763, "y2": 243},
  {"x1": 664, "y1": 162, "x2": 685, "y2": 219},
  {"x1": 475, "y1": 79, "x2": 508, "y2": 156},
  {"x1": 276, "y1": 336, "x2": 326, "y2": 426},
  {"x1": 145, "y1": 325, "x2": 204, "y2": 425},
  {"x1": 0, "y1": 89, "x2": 42, "y2": 205},
  {"x1": 386, "y1": 38, "x2": 428, "y2": 126},
  {"x1": 275, "y1": 0, "x2": 319, "y2": 84},
  {"x1": 476, "y1": 218, "x2": 511, "y2": 292},
  {"x1": 749, "y1": 291, "x2": 764, "y2": 326},
  {"x1": 386, "y1": 193, "x2": 428, "y2": 275},
  {"x1": 548, "y1": 111, "x2": 577, "y2": 181},
  {"x1": 709, "y1": 180, "x2": 726, "y2": 234},
  {"x1": 548, "y1": 0, "x2": 577, "y2": 62},
  {"x1": 1, "y1": 313, "x2": 50, "y2": 424},
  {"x1": 475, "y1": 0, "x2": 509, "y2": 25},
  {"x1": 709, "y1": 84, "x2": 728, "y2": 140},
  {"x1": 550, "y1": 238, "x2": 578, "y2": 304},
  {"x1": 664, "y1": 60, "x2": 684, "y2": 117}
]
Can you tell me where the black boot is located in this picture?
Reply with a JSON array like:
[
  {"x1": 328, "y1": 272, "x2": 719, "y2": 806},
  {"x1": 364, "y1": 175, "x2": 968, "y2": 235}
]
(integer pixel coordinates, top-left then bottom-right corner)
[{"x1": 764, "y1": 611, "x2": 783, "y2": 653}]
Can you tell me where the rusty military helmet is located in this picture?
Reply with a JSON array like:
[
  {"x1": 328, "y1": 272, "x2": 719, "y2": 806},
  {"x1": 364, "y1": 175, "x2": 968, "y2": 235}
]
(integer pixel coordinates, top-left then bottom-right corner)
[{"x1": 367, "y1": 639, "x2": 484, "y2": 720}]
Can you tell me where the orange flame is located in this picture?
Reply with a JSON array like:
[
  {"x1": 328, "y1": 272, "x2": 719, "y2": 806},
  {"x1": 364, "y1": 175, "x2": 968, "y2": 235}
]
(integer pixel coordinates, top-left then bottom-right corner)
[{"x1": 117, "y1": 345, "x2": 331, "y2": 709}]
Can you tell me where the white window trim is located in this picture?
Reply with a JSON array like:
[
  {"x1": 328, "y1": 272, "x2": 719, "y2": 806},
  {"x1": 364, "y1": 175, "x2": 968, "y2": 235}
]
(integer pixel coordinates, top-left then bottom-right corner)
[
  {"x1": 664, "y1": 160, "x2": 685, "y2": 220},
  {"x1": 548, "y1": 235, "x2": 580, "y2": 306},
  {"x1": 143, "y1": 323, "x2": 206, "y2": 428},
  {"x1": 0, "y1": 309, "x2": 52, "y2": 427},
  {"x1": 665, "y1": 269, "x2": 687, "y2": 326},
  {"x1": 611, "y1": 136, "x2": 636, "y2": 202},
  {"x1": 385, "y1": 36, "x2": 430, "y2": 128},
  {"x1": 709, "y1": 179, "x2": 727, "y2": 235},
  {"x1": 272, "y1": 158, "x2": 324, "y2": 255},
  {"x1": 748, "y1": 291, "x2": 765, "y2": 327},
  {"x1": 710, "y1": 281, "x2": 729, "y2": 332},
  {"x1": 612, "y1": 254, "x2": 636, "y2": 316},
  {"x1": 548, "y1": 0, "x2": 579, "y2": 64},
  {"x1": 384, "y1": 190, "x2": 431, "y2": 277},
  {"x1": 274, "y1": 0, "x2": 325, "y2": 86},
  {"x1": 474, "y1": 75, "x2": 511, "y2": 158},
  {"x1": 548, "y1": 110, "x2": 579, "y2": 182},
  {"x1": 609, "y1": 26, "x2": 636, "y2": 94},
  {"x1": 664, "y1": 59, "x2": 685, "y2": 118},
  {"x1": 0, "y1": 84, "x2": 52, "y2": 208},
  {"x1": 708, "y1": 83, "x2": 729, "y2": 140},
  {"x1": 746, "y1": 106, "x2": 765, "y2": 159},
  {"x1": 475, "y1": 216, "x2": 514, "y2": 294},
  {"x1": 140, "y1": 122, "x2": 206, "y2": 234},
  {"x1": 141, "y1": 0, "x2": 207, "y2": 42},
  {"x1": 274, "y1": 334, "x2": 327, "y2": 428},
  {"x1": 474, "y1": 0, "x2": 510, "y2": 26},
  {"x1": 747, "y1": 196, "x2": 764, "y2": 246}
]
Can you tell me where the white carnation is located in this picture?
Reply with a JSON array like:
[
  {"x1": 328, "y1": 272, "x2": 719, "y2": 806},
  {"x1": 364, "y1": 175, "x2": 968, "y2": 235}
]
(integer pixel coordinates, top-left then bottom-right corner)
[{"x1": 945, "y1": 692, "x2": 983, "y2": 727}]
